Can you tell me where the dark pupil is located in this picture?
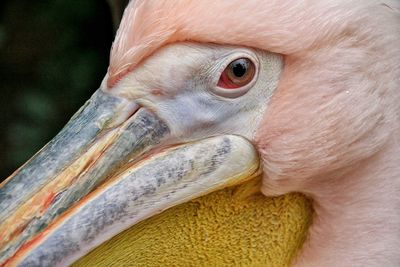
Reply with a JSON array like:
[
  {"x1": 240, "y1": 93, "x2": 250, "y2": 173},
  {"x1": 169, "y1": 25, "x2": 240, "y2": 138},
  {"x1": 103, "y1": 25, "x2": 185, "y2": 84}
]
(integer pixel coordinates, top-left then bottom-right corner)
[{"x1": 231, "y1": 59, "x2": 248, "y2": 78}]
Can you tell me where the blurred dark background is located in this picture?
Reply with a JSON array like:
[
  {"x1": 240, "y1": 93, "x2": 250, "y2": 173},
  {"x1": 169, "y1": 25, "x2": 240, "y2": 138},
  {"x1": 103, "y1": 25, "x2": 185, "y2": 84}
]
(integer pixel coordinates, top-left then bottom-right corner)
[{"x1": 0, "y1": 0, "x2": 129, "y2": 180}]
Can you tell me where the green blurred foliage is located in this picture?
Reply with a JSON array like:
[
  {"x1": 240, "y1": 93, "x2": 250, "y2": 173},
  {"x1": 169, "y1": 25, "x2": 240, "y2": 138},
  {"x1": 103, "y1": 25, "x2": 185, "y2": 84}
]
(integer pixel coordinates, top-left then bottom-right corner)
[{"x1": 0, "y1": 1, "x2": 121, "y2": 179}]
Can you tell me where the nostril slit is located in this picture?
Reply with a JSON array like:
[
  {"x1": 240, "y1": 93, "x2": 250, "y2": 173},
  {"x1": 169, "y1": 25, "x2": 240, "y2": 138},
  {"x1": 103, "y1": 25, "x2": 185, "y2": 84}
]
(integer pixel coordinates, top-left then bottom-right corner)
[
  {"x1": 125, "y1": 102, "x2": 141, "y2": 119},
  {"x1": 108, "y1": 102, "x2": 140, "y2": 128}
]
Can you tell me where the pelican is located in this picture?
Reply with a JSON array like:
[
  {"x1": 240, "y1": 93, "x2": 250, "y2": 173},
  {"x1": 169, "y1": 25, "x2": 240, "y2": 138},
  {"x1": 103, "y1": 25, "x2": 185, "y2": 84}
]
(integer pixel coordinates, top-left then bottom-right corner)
[{"x1": 1, "y1": 0, "x2": 399, "y2": 266}]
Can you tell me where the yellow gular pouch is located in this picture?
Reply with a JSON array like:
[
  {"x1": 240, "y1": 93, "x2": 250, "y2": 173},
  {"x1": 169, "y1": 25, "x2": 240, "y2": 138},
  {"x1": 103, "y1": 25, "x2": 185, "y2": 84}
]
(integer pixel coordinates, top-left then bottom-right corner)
[{"x1": 74, "y1": 178, "x2": 312, "y2": 267}]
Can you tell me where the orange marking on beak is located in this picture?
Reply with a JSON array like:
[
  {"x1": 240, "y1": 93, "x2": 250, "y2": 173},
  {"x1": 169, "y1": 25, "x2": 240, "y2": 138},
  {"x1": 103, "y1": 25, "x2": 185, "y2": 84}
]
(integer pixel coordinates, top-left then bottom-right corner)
[{"x1": 40, "y1": 192, "x2": 56, "y2": 214}]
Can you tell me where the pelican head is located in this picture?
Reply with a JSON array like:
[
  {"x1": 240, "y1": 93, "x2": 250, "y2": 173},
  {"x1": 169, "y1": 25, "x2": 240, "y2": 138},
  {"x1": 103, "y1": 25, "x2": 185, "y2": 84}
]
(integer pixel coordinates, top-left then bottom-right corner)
[{"x1": 1, "y1": 0, "x2": 399, "y2": 266}]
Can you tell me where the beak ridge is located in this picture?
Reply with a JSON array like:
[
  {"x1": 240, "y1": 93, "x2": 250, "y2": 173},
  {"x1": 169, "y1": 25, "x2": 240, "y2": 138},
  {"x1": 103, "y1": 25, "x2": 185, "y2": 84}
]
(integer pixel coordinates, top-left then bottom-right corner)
[{"x1": 1, "y1": 89, "x2": 260, "y2": 267}]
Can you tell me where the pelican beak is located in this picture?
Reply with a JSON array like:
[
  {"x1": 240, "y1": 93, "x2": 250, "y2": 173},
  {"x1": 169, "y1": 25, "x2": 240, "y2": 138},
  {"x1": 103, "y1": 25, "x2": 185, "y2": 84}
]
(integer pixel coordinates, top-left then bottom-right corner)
[{"x1": 0, "y1": 89, "x2": 260, "y2": 266}]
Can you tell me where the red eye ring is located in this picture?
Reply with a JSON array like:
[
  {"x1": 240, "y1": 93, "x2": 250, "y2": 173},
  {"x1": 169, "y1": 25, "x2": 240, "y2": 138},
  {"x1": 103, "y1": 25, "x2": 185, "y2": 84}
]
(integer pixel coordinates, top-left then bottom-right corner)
[{"x1": 217, "y1": 58, "x2": 256, "y2": 89}]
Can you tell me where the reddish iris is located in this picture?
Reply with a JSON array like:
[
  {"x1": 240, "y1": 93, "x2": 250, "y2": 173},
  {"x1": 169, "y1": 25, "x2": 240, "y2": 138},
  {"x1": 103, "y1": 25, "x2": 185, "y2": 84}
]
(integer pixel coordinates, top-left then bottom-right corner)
[{"x1": 217, "y1": 58, "x2": 255, "y2": 89}]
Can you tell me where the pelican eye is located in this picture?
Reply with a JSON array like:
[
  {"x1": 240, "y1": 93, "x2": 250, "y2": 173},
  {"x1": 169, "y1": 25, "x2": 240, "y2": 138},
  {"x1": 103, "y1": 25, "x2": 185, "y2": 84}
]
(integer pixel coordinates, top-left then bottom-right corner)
[
  {"x1": 212, "y1": 54, "x2": 258, "y2": 98},
  {"x1": 217, "y1": 58, "x2": 256, "y2": 89}
]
